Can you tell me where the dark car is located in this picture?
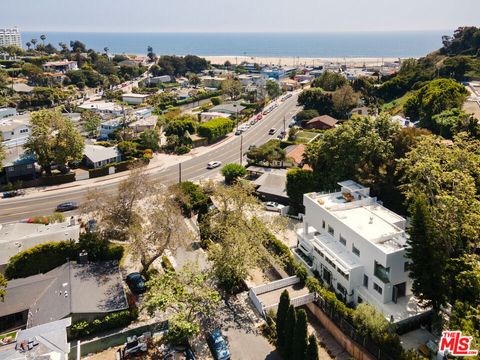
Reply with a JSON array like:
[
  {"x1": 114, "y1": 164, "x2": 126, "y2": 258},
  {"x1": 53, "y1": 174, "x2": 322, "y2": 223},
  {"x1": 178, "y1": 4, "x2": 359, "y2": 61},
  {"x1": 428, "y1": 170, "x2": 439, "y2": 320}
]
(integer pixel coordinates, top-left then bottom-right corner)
[
  {"x1": 207, "y1": 329, "x2": 230, "y2": 360},
  {"x1": 55, "y1": 202, "x2": 78, "y2": 212},
  {"x1": 126, "y1": 272, "x2": 147, "y2": 295},
  {"x1": 2, "y1": 190, "x2": 23, "y2": 198}
]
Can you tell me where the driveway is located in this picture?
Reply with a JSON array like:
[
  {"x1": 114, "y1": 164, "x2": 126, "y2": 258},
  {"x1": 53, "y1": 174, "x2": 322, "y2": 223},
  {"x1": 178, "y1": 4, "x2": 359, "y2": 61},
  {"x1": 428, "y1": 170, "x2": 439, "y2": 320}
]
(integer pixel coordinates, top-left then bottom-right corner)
[{"x1": 208, "y1": 293, "x2": 281, "y2": 360}]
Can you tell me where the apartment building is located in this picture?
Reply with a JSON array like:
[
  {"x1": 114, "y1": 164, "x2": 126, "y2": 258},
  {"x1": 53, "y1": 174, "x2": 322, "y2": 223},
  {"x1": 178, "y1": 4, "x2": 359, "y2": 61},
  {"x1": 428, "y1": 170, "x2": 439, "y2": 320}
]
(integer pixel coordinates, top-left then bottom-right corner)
[
  {"x1": 295, "y1": 180, "x2": 424, "y2": 322},
  {"x1": 0, "y1": 27, "x2": 21, "y2": 47}
]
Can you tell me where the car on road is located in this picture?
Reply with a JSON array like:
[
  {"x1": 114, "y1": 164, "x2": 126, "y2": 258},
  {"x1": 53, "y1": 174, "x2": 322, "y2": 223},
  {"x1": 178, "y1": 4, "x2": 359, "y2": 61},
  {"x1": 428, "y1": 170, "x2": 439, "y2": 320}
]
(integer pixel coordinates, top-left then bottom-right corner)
[
  {"x1": 126, "y1": 272, "x2": 147, "y2": 295},
  {"x1": 55, "y1": 202, "x2": 78, "y2": 212},
  {"x1": 264, "y1": 201, "x2": 285, "y2": 212},
  {"x1": 207, "y1": 161, "x2": 222, "y2": 169},
  {"x1": 207, "y1": 329, "x2": 231, "y2": 360},
  {"x1": 249, "y1": 120, "x2": 256, "y2": 126},
  {"x1": 256, "y1": 114, "x2": 263, "y2": 121},
  {"x1": 2, "y1": 190, "x2": 24, "y2": 199},
  {"x1": 268, "y1": 128, "x2": 277, "y2": 135},
  {"x1": 277, "y1": 134, "x2": 284, "y2": 139},
  {"x1": 235, "y1": 129, "x2": 243, "y2": 135}
]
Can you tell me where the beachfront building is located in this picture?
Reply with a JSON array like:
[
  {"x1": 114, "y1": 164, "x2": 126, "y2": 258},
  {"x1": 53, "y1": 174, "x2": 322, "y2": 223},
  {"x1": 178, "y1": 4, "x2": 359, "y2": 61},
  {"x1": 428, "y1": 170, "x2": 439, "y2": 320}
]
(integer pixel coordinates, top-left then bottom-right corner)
[
  {"x1": 295, "y1": 180, "x2": 425, "y2": 322},
  {"x1": 0, "y1": 27, "x2": 21, "y2": 47},
  {"x1": 122, "y1": 93, "x2": 150, "y2": 105}
]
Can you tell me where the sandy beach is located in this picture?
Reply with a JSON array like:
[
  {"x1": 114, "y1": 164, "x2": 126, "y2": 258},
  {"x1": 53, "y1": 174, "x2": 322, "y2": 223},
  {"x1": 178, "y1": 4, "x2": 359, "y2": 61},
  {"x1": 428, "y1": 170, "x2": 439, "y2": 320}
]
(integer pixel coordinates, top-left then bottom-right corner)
[{"x1": 203, "y1": 55, "x2": 403, "y2": 68}]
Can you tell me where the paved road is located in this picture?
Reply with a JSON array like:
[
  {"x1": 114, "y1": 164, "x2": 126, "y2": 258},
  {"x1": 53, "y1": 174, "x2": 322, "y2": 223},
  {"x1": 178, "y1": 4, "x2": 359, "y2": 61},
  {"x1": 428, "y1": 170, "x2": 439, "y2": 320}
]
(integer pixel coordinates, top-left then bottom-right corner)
[{"x1": 0, "y1": 93, "x2": 300, "y2": 224}]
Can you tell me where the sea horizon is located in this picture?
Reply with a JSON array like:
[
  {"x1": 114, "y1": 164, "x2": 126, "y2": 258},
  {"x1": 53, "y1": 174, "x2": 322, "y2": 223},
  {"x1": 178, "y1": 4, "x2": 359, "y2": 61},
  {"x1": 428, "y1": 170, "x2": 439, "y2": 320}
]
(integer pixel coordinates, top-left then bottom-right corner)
[{"x1": 21, "y1": 31, "x2": 448, "y2": 58}]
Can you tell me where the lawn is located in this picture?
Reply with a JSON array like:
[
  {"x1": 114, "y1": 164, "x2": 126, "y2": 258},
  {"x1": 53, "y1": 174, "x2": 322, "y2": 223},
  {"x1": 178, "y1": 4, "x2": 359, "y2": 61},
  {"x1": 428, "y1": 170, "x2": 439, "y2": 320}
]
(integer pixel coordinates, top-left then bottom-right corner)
[
  {"x1": 0, "y1": 330, "x2": 18, "y2": 342},
  {"x1": 296, "y1": 130, "x2": 320, "y2": 143},
  {"x1": 381, "y1": 93, "x2": 411, "y2": 115}
]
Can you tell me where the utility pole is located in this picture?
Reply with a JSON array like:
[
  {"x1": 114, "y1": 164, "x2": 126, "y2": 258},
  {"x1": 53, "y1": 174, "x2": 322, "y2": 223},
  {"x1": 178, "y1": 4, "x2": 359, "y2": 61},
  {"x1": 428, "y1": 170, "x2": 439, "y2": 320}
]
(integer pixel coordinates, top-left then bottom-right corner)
[
  {"x1": 178, "y1": 162, "x2": 182, "y2": 183},
  {"x1": 239, "y1": 134, "x2": 243, "y2": 165},
  {"x1": 283, "y1": 115, "x2": 286, "y2": 133}
]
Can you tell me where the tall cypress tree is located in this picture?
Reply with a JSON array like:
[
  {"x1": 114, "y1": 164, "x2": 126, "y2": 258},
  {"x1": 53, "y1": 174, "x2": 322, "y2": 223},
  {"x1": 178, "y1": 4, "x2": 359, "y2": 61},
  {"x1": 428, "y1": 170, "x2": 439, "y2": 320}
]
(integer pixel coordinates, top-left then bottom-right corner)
[
  {"x1": 306, "y1": 334, "x2": 319, "y2": 360},
  {"x1": 406, "y1": 196, "x2": 447, "y2": 311},
  {"x1": 276, "y1": 290, "x2": 290, "y2": 349},
  {"x1": 292, "y1": 309, "x2": 308, "y2": 359},
  {"x1": 283, "y1": 305, "x2": 297, "y2": 359}
]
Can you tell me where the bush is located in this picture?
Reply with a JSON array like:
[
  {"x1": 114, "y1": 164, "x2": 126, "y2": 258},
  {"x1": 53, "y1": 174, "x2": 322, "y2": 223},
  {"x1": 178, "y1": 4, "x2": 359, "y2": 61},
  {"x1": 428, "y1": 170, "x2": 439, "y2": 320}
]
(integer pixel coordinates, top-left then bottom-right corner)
[
  {"x1": 172, "y1": 181, "x2": 211, "y2": 217},
  {"x1": 88, "y1": 167, "x2": 110, "y2": 178},
  {"x1": 198, "y1": 117, "x2": 234, "y2": 143},
  {"x1": 69, "y1": 309, "x2": 137, "y2": 339},
  {"x1": 221, "y1": 163, "x2": 247, "y2": 184},
  {"x1": 39, "y1": 173, "x2": 76, "y2": 186},
  {"x1": 296, "y1": 109, "x2": 319, "y2": 122},
  {"x1": 286, "y1": 169, "x2": 317, "y2": 215},
  {"x1": 161, "y1": 256, "x2": 175, "y2": 272},
  {"x1": 211, "y1": 96, "x2": 222, "y2": 106}
]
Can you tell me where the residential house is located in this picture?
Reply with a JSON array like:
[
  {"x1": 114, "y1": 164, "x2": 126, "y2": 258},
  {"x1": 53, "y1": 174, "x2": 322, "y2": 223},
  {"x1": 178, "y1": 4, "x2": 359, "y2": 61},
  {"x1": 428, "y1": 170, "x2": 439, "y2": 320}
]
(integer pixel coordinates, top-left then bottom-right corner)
[
  {"x1": 349, "y1": 106, "x2": 371, "y2": 118},
  {"x1": 99, "y1": 118, "x2": 124, "y2": 138},
  {"x1": 0, "y1": 107, "x2": 16, "y2": 119},
  {"x1": 42, "y1": 60, "x2": 78, "y2": 73},
  {"x1": 128, "y1": 116, "x2": 157, "y2": 133},
  {"x1": 0, "y1": 220, "x2": 80, "y2": 271},
  {"x1": 304, "y1": 115, "x2": 338, "y2": 130},
  {"x1": 295, "y1": 180, "x2": 425, "y2": 322},
  {"x1": 0, "y1": 114, "x2": 30, "y2": 147},
  {"x1": 0, "y1": 318, "x2": 71, "y2": 360},
  {"x1": 83, "y1": 144, "x2": 122, "y2": 168},
  {"x1": 391, "y1": 115, "x2": 415, "y2": 128},
  {"x1": 294, "y1": 74, "x2": 315, "y2": 83},
  {"x1": 284, "y1": 144, "x2": 306, "y2": 168},
  {"x1": 201, "y1": 76, "x2": 226, "y2": 89},
  {"x1": 44, "y1": 72, "x2": 67, "y2": 84},
  {"x1": 78, "y1": 101, "x2": 124, "y2": 117},
  {"x1": 145, "y1": 75, "x2": 172, "y2": 86},
  {"x1": 279, "y1": 78, "x2": 299, "y2": 91},
  {"x1": 122, "y1": 93, "x2": 150, "y2": 105},
  {"x1": 1, "y1": 146, "x2": 36, "y2": 183},
  {"x1": 210, "y1": 102, "x2": 246, "y2": 115},
  {"x1": 250, "y1": 166, "x2": 289, "y2": 205},
  {"x1": 199, "y1": 112, "x2": 231, "y2": 122},
  {"x1": 0, "y1": 261, "x2": 128, "y2": 332}
]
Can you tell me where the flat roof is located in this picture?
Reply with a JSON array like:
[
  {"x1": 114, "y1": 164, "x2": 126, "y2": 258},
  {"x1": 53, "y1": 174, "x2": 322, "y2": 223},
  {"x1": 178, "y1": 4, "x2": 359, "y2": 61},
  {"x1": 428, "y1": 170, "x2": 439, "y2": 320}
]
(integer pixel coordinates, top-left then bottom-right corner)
[{"x1": 122, "y1": 93, "x2": 150, "y2": 98}]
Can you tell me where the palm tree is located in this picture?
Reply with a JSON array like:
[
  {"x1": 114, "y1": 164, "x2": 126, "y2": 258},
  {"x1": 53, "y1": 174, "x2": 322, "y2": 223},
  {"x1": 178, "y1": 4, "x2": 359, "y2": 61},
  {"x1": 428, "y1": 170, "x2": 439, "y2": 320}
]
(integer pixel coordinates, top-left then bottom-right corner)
[
  {"x1": 40, "y1": 34, "x2": 46, "y2": 45},
  {"x1": 103, "y1": 47, "x2": 109, "y2": 55},
  {"x1": 30, "y1": 38, "x2": 37, "y2": 49},
  {"x1": 26, "y1": 42, "x2": 31, "y2": 50}
]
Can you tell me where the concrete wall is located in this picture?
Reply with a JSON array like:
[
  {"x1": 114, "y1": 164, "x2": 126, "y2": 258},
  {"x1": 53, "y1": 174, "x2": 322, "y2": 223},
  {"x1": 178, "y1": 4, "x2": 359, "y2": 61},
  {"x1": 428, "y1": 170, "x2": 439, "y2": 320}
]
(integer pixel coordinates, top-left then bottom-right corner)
[{"x1": 306, "y1": 302, "x2": 376, "y2": 360}]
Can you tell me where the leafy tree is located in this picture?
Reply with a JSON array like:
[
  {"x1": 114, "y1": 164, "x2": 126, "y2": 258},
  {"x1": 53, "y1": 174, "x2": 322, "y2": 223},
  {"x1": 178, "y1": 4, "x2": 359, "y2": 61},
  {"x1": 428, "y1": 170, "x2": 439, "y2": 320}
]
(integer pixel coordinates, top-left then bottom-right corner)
[
  {"x1": 129, "y1": 189, "x2": 190, "y2": 276},
  {"x1": 221, "y1": 163, "x2": 246, "y2": 184},
  {"x1": 403, "y1": 78, "x2": 468, "y2": 129},
  {"x1": 70, "y1": 40, "x2": 87, "y2": 53},
  {"x1": 171, "y1": 181, "x2": 210, "y2": 217},
  {"x1": 147, "y1": 45, "x2": 156, "y2": 62},
  {"x1": 311, "y1": 71, "x2": 347, "y2": 91},
  {"x1": 297, "y1": 88, "x2": 334, "y2": 115},
  {"x1": 438, "y1": 56, "x2": 472, "y2": 81},
  {"x1": 246, "y1": 139, "x2": 286, "y2": 166},
  {"x1": 0, "y1": 273, "x2": 6, "y2": 302},
  {"x1": 266, "y1": 80, "x2": 282, "y2": 99},
  {"x1": 117, "y1": 141, "x2": 137, "y2": 158},
  {"x1": 306, "y1": 335, "x2": 319, "y2": 360},
  {"x1": 406, "y1": 196, "x2": 448, "y2": 311},
  {"x1": 139, "y1": 129, "x2": 160, "y2": 150},
  {"x1": 276, "y1": 290, "x2": 290, "y2": 349},
  {"x1": 296, "y1": 109, "x2": 319, "y2": 122},
  {"x1": 292, "y1": 309, "x2": 308, "y2": 359},
  {"x1": 164, "y1": 118, "x2": 197, "y2": 137},
  {"x1": 331, "y1": 85, "x2": 360, "y2": 119},
  {"x1": 431, "y1": 108, "x2": 471, "y2": 139},
  {"x1": 25, "y1": 110, "x2": 84, "y2": 175},
  {"x1": 81, "y1": 111, "x2": 101, "y2": 138},
  {"x1": 184, "y1": 55, "x2": 209, "y2": 73},
  {"x1": 144, "y1": 263, "x2": 220, "y2": 344},
  {"x1": 0, "y1": 140, "x2": 5, "y2": 169},
  {"x1": 283, "y1": 305, "x2": 297, "y2": 359},
  {"x1": 188, "y1": 74, "x2": 201, "y2": 86},
  {"x1": 286, "y1": 168, "x2": 317, "y2": 214},
  {"x1": 210, "y1": 96, "x2": 222, "y2": 106},
  {"x1": 198, "y1": 117, "x2": 234, "y2": 143},
  {"x1": 221, "y1": 78, "x2": 243, "y2": 99},
  {"x1": 446, "y1": 255, "x2": 480, "y2": 306}
]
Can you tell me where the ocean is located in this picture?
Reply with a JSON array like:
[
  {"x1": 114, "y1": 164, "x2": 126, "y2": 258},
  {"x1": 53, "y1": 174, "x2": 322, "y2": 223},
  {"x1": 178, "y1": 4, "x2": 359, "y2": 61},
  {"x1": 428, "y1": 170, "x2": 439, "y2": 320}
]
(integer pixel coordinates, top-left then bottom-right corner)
[{"x1": 22, "y1": 31, "x2": 446, "y2": 58}]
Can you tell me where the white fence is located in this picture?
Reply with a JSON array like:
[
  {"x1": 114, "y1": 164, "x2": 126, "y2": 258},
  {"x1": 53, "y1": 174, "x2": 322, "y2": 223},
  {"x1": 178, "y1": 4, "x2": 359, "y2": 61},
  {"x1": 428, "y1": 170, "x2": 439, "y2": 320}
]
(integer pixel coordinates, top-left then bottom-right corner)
[{"x1": 249, "y1": 276, "x2": 315, "y2": 318}]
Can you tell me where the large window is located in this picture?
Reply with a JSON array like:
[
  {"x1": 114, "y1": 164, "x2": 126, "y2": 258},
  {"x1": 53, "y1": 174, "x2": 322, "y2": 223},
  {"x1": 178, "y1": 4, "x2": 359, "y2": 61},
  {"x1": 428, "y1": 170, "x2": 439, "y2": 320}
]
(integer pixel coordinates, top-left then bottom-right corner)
[
  {"x1": 328, "y1": 225, "x2": 334, "y2": 236},
  {"x1": 337, "y1": 283, "x2": 347, "y2": 296},
  {"x1": 363, "y1": 274, "x2": 369, "y2": 288},
  {"x1": 373, "y1": 282, "x2": 383, "y2": 295},
  {"x1": 374, "y1": 261, "x2": 390, "y2": 283},
  {"x1": 352, "y1": 244, "x2": 360, "y2": 257}
]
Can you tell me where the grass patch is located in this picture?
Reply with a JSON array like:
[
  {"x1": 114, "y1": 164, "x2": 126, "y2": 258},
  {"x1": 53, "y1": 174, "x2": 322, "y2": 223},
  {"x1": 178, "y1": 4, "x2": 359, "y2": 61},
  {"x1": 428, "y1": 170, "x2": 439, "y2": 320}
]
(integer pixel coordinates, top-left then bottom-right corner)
[
  {"x1": 295, "y1": 130, "x2": 320, "y2": 143},
  {"x1": 0, "y1": 330, "x2": 18, "y2": 340},
  {"x1": 381, "y1": 92, "x2": 411, "y2": 115}
]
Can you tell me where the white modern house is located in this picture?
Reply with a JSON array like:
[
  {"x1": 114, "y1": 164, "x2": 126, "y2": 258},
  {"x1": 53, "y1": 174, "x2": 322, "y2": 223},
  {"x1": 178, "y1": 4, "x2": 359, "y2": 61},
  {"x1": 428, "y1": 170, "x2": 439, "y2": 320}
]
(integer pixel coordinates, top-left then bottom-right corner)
[
  {"x1": 99, "y1": 118, "x2": 124, "y2": 138},
  {"x1": 0, "y1": 115, "x2": 30, "y2": 147},
  {"x1": 42, "y1": 60, "x2": 78, "y2": 73},
  {"x1": 295, "y1": 180, "x2": 424, "y2": 322},
  {"x1": 122, "y1": 93, "x2": 150, "y2": 105}
]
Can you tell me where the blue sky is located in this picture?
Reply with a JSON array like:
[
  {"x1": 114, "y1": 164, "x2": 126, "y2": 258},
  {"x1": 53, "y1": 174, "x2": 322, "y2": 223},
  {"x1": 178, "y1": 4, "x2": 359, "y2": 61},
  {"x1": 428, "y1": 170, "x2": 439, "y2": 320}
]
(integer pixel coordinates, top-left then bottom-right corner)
[{"x1": 2, "y1": 0, "x2": 480, "y2": 32}]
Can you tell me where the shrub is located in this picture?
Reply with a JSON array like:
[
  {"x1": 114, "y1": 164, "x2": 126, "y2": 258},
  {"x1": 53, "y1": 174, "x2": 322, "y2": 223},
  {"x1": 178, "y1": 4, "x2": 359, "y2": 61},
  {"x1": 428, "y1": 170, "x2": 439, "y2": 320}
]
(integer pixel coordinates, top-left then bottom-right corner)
[
  {"x1": 286, "y1": 168, "x2": 317, "y2": 215},
  {"x1": 211, "y1": 96, "x2": 222, "y2": 106},
  {"x1": 221, "y1": 163, "x2": 247, "y2": 184},
  {"x1": 39, "y1": 173, "x2": 76, "y2": 186},
  {"x1": 161, "y1": 256, "x2": 175, "y2": 272},
  {"x1": 198, "y1": 117, "x2": 234, "y2": 143},
  {"x1": 171, "y1": 181, "x2": 210, "y2": 217},
  {"x1": 69, "y1": 309, "x2": 137, "y2": 339},
  {"x1": 88, "y1": 166, "x2": 110, "y2": 178}
]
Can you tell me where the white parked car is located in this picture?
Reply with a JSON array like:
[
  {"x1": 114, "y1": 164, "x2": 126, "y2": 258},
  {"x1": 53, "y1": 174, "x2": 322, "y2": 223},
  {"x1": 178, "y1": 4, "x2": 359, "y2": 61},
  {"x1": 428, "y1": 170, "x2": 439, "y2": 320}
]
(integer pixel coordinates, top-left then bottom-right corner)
[
  {"x1": 264, "y1": 201, "x2": 285, "y2": 212},
  {"x1": 207, "y1": 161, "x2": 222, "y2": 169}
]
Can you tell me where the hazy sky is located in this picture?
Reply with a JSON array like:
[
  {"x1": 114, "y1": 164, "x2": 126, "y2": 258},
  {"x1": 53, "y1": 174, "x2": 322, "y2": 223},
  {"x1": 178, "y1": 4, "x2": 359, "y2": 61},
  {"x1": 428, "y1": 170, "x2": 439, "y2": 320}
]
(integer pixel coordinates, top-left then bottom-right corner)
[{"x1": 2, "y1": 0, "x2": 479, "y2": 32}]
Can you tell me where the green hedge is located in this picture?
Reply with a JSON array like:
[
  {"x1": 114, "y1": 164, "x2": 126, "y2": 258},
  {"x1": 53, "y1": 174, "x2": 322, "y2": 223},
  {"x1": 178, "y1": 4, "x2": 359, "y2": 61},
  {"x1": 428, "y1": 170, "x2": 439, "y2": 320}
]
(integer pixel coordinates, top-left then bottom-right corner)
[
  {"x1": 39, "y1": 173, "x2": 76, "y2": 186},
  {"x1": 286, "y1": 168, "x2": 318, "y2": 215},
  {"x1": 88, "y1": 158, "x2": 150, "y2": 178},
  {"x1": 5, "y1": 233, "x2": 124, "y2": 280},
  {"x1": 69, "y1": 309, "x2": 137, "y2": 340},
  {"x1": 198, "y1": 117, "x2": 234, "y2": 143},
  {"x1": 88, "y1": 167, "x2": 110, "y2": 178}
]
